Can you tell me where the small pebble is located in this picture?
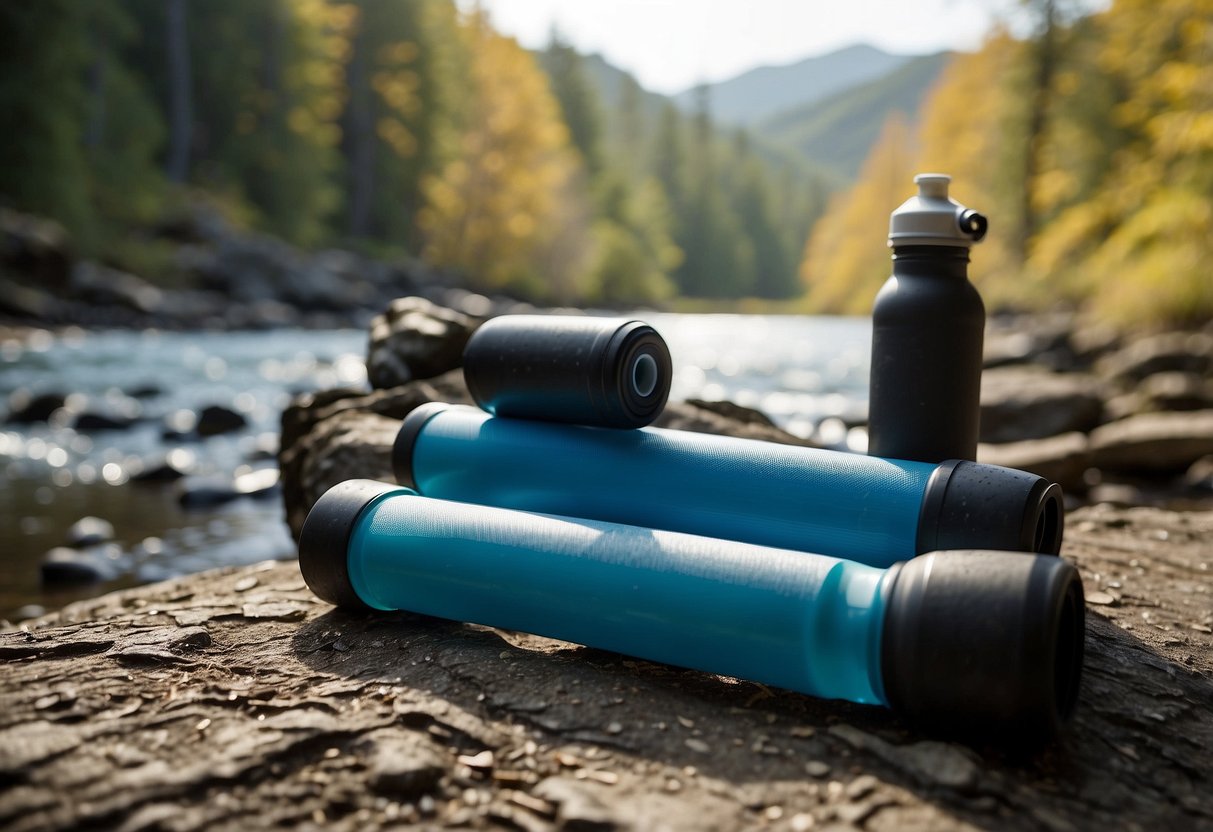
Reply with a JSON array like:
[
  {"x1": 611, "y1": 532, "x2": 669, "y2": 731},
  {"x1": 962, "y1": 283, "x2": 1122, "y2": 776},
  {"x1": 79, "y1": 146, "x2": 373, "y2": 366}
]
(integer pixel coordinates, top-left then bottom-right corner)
[
  {"x1": 234, "y1": 576, "x2": 259, "y2": 592},
  {"x1": 845, "y1": 774, "x2": 879, "y2": 800},
  {"x1": 805, "y1": 761, "x2": 831, "y2": 778},
  {"x1": 458, "y1": 750, "x2": 494, "y2": 770},
  {"x1": 790, "y1": 812, "x2": 816, "y2": 831},
  {"x1": 605, "y1": 721, "x2": 623, "y2": 735},
  {"x1": 684, "y1": 738, "x2": 711, "y2": 754},
  {"x1": 1087, "y1": 591, "x2": 1116, "y2": 606}
]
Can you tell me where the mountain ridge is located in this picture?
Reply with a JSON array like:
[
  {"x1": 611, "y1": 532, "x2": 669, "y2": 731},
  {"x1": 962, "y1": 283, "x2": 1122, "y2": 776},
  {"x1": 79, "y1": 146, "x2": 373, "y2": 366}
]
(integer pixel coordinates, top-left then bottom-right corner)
[{"x1": 672, "y1": 43, "x2": 916, "y2": 126}]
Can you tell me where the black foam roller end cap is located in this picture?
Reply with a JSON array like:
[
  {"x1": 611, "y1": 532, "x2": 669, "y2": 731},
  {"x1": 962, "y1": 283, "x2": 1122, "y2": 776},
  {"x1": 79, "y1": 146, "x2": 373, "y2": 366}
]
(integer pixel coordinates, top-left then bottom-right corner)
[
  {"x1": 880, "y1": 550, "x2": 1085, "y2": 743},
  {"x1": 918, "y1": 460, "x2": 1065, "y2": 555},
  {"x1": 392, "y1": 402, "x2": 451, "y2": 490},
  {"x1": 298, "y1": 479, "x2": 407, "y2": 609}
]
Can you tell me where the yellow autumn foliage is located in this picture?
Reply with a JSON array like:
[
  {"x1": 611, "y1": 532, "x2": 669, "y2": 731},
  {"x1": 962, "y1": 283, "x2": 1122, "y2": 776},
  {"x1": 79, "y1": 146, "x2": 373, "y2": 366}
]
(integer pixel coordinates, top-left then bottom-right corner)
[
  {"x1": 799, "y1": 115, "x2": 916, "y2": 314},
  {"x1": 418, "y1": 12, "x2": 591, "y2": 301},
  {"x1": 800, "y1": 0, "x2": 1213, "y2": 327}
]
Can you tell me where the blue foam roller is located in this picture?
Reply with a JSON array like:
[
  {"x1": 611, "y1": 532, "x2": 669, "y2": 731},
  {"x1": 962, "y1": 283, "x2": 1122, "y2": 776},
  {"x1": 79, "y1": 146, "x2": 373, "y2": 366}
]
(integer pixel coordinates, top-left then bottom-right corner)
[
  {"x1": 392, "y1": 404, "x2": 1063, "y2": 567},
  {"x1": 299, "y1": 480, "x2": 1084, "y2": 740}
]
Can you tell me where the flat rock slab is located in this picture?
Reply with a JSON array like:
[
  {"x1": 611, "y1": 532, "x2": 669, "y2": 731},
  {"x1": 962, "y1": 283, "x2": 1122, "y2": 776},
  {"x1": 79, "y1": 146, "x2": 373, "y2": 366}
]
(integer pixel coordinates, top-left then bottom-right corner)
[{"x1": 2, "y1": 508, "x2": 1212, "y2": 832}]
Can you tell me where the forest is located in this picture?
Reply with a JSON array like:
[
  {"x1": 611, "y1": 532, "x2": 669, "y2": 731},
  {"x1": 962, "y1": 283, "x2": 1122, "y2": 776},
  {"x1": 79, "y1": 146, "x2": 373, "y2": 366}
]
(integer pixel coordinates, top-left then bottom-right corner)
[
  {"x1": 1, "y1": 0, "x2": 1210, "y2": 324},
  {"x1": 0, "y1": 0, "x2": 820, "y2": 308}
]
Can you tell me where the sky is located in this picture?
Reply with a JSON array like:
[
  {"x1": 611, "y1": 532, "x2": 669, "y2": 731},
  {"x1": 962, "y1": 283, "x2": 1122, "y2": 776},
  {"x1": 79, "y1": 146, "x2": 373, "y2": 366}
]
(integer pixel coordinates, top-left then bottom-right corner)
[{"x1": 459, "y1": 0, "x2": 1004, "y2": 95}]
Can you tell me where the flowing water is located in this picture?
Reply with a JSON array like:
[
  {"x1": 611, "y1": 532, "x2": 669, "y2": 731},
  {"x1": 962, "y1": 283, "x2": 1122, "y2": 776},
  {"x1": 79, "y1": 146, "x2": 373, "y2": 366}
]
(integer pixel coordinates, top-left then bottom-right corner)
[{"x1": 0, "y1": 314, "x2": 871, "y2": 620}]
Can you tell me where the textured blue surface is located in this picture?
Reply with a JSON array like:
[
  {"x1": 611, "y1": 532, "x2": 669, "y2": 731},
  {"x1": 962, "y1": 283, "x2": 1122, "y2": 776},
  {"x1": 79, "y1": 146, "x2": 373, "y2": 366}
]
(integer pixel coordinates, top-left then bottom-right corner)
[
  {"x1": 408, "y1": 406, "x2": 935, "y2": 568},
  {"x1": 347, "y1": 489, "x2": 890, "y2": 705}
]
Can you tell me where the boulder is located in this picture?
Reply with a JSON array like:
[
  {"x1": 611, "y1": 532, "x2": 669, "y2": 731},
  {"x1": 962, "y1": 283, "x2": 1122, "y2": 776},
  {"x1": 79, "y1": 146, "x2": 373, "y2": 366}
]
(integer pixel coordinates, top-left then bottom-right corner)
[
  {"x1": 1186, "y1": 455, "x2": 1213, "y2": 491},
  {"x1": 366, "y1": 297, "x2": 480, "y2": 389},
  {"x1": 130, "y1": 449, "x2": 197, "y2": 484},
  {"x1": 176, "y1": 477, "x2": 245, "y2": 510},
  {"x1": 5, "y1": 389, "x2": 66, "y2": 424},
  {"x1": 1105, "y1": 372, "x2": 1213, "y2": 422},
  {"x1": 39, "y1": 545, "x2": 122, "y2": 586},
  {"x1": 0, "y1": 277, "x2": 62, "y2": 321},
  {"x1": 979, "y1": 366, "x2": 1106, "y2": 443},
  {"x1": 1088, "y1": 410, "x2": 1213, "y2": 474},
  {"x1": 1136, "y1": 372, "x2": 1213, "y2": 412},
  {"x1": 278, "y1": 372, "x2": 475, "y2": 538},
  {"x1": 657, "y1": 401, "x2": 815, "y2": 447},
  {"x1": 72, "y1": 410, "x2": 142, "y2": 432},
  {"x1": 70, "y1": 261, "x2": 163, "y2": 315},
  {"x1": 977, "y1": 432, "x2": 1092, "y2": 493},
  {"x1": 65, "y1": 517, "x2": 115, "y2": 549},
  {"x1": 1096, "y1": 331, "x2": 1213, "y2": 381},
  {"x1": 232, "y1": 467, "x2": 280, "y2": 501},
  {"x1": 175, "y1": 468, "x2": 280, "y2": 509},
  {"x1": 0, "y1": 207, "x2": 72, "y2": 288},
  {"x1": 196, "y1": 405, "x2": 248, "y2": 437},
  {"x1": 983, "y1": 314, "x2": 1079, "y2": 371}
]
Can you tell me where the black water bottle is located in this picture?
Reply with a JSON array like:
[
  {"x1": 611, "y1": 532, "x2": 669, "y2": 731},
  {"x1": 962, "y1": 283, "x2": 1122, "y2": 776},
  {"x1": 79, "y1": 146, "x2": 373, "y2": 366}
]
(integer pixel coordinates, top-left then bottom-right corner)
[{"x1": 868, "y1": 174, "x2": 988, "y2": 463}]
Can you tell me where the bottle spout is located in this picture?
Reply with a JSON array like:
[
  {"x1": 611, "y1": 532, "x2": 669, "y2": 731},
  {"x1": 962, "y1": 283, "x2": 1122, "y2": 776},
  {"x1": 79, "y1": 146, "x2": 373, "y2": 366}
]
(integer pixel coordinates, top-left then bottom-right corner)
[{"x1": 914, "y1": 173, "x2": 952, "y2": 199}]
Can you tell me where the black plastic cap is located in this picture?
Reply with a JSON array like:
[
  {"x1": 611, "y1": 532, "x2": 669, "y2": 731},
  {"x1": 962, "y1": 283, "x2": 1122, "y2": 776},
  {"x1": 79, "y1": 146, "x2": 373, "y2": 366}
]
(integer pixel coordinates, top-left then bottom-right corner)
[
  {"x1": 918, "y1": 460, "x2": 1065, "y2": 555},
  {"x1": 463, "y1": 316, "x2": 672, "y2": 429},
  {"x1": 298, "y1": 479, "x2": 406, "y2": 609},
  {"x1": 597, "y1": 321, "x2": 672, "y2": 428},
  {"x1": 880, "y1": 551, "x2": 1085, "y2": 742},
  {"x1": 392, "y1": 402, "x2": 450, "y2": 490}
]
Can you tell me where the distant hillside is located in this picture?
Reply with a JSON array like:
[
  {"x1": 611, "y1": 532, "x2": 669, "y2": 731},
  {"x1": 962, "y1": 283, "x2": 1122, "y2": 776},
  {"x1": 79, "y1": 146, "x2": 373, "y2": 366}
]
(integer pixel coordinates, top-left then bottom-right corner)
[
  {"x1": 673, "y1": 44, "x2": 914, "y2": 127},
  {"x1": 575, "y1": 50, "x2": 826, "y2": 181},
  {"x1": 581, "y1": 52, "x2": 670, "y2": 121},
  {"x1": 759, "y1": 52, "x2": 951, "y2": 180}
]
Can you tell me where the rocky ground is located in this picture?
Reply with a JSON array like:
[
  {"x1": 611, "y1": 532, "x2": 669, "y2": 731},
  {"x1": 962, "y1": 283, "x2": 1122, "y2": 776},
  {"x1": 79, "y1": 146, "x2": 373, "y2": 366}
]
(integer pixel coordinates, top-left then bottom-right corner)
[
  {"x1": 1, "y1": 504, "x2": 1210, "y2": 831},
  {"x1": 978, "y1": 316, "x2": 1213, "y2": 507}
]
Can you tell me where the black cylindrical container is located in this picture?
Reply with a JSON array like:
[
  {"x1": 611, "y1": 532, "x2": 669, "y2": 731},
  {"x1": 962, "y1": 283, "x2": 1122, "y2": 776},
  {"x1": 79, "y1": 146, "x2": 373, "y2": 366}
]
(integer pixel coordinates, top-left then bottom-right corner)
[
  {"x1": 868, "y1": 174, "x2": 988, "y2": 463},
  {"x1": 463, "y1": 315, "x2": 672, "y2": 429}
]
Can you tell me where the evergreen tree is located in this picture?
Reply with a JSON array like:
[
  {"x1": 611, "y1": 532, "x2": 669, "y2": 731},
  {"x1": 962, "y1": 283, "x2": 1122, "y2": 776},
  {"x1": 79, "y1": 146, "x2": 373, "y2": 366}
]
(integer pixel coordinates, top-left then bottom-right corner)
[
  {"x1": 541, "y1": 31, "x2": 606, "y2": 178},
  {"x1": 125, "y1": 0, "x2": 347, "y2": 245},
  {"x1": 650, "y1": 102, "x2": 688, "y2": 215},
  {"x1": 674, "y1": 87, "x2": 753, "y2": 297},
  {"x1": 614, "y1": 73, "x2": 646, "y2": 179},
  {"x1": 731, "y1": 153, "x2": 796, "y2": 298},
  {"x1": 341, "y1": 0, "x2": 465, "y2": 249},
  {"x1": 585, "y1": 172, "x2": 680, "y2": 305},
  {"x1": 0, "y1": 1, "x2": 92, "y2": 235},
  {"x1": 81, "y1": 1, "x2": 166, "y2": 229}
]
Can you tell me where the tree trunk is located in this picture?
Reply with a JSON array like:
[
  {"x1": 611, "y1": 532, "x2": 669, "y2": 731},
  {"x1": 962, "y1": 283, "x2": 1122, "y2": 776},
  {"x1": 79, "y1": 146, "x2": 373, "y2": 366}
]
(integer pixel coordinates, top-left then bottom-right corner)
[
  {"x1": 344, "y1": 16, "x2": 375, "y2": 239},
  {"x1": 1019, "y1": 0, "x2": 1058, "y2": 262},
  {"x1": 165, "y1": 0, "x2": 193, "y2": 184},
  {"x1": 84, "y1": 24, "x2": 106, "y2": 152}
]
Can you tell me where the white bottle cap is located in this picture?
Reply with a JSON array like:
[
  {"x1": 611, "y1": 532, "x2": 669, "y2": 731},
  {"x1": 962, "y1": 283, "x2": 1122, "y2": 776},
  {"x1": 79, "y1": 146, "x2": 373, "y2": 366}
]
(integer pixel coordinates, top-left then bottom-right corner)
[{"x1": 888, "y1": 174, "x2": 987, "y2": 248}]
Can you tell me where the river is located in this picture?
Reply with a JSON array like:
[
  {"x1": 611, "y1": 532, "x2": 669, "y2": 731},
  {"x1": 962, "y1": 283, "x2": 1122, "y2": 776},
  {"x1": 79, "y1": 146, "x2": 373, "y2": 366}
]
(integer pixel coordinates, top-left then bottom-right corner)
[{"x1": 0, "y1": 314, "x2": 871, "y2": 620}]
